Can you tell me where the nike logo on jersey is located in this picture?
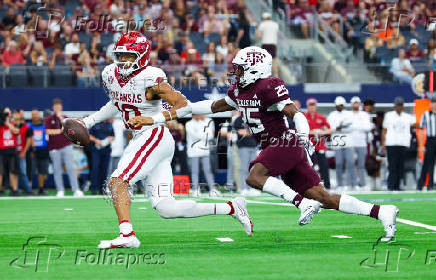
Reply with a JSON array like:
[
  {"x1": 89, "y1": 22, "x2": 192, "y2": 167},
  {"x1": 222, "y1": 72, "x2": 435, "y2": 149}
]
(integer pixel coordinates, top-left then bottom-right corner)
[{"x1": 110, "y1": 91, "x2": 143, "y2": 104}]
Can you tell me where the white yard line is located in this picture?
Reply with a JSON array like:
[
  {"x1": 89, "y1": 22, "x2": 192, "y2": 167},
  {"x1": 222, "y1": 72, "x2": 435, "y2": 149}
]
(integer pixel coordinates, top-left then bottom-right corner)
[
  {"x1": 397, "y1": 218, "x2": 436, "y2": 231},
  {"x1": 216, "y1": 237, "x2": 234, "y2": 242}
]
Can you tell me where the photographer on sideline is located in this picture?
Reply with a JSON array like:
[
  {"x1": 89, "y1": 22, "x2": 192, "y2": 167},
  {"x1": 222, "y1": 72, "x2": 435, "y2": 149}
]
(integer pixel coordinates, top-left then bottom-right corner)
[{"x1": 0, "y1": 107, "x2": 20, "y2": 196}]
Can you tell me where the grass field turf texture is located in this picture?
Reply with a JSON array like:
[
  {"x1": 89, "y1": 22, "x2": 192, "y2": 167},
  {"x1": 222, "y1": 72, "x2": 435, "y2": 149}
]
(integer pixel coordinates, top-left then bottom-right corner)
[{"x1": 1, "y1": 192, "x2": 435, "y2": 279}]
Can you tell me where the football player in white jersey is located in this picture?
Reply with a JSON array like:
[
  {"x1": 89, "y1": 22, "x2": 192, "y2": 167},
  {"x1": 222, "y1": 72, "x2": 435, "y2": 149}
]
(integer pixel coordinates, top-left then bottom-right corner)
[{"x1": 80, "y1": 31, "x2": 253, "y2": 248}]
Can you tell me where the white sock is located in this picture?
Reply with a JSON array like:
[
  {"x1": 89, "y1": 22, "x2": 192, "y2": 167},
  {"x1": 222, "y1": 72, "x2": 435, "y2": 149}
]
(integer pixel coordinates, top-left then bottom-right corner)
[
  {"x1": 155, "y1": 199, "x2": 231, "y2": 218},
  {"x1": 339, "y1": 195, "x2": 379, "y2": 218},
  {"x1": 262, "y1": 177, "x2": 304, "y2": 208},
  {"x1": 119, "y1": 221, "x2": 133, "y2": 235}
]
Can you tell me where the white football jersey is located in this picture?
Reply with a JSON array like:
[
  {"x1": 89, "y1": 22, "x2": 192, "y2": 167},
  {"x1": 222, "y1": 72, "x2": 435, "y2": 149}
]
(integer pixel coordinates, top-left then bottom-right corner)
[{"x1": 101, "y1": 63, "x2": 167, "y2": 134}]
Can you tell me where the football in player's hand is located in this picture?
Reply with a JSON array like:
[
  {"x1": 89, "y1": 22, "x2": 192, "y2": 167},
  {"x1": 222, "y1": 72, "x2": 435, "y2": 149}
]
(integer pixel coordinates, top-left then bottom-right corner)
[{"x1": 62, "y1": 118, "x2": 90, "y2": 146}]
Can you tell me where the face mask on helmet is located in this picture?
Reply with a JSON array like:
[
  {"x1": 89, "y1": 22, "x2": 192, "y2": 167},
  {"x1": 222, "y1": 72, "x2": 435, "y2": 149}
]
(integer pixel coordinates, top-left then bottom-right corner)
[{"x1": 114, "y1": 52, "x2": 140, "y2": 76}]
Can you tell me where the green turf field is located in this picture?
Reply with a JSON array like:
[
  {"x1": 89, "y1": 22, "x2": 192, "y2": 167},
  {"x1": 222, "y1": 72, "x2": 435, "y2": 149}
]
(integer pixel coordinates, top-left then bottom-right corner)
[{"x1": 1, "y1": 192, "x2": 436, "y2": 279}]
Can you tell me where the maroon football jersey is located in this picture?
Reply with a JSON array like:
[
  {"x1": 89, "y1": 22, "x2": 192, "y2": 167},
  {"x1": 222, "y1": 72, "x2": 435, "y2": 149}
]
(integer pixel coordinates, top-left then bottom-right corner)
[{"x1": 227, "y1": 77, "x2": 292, "y2": 148}]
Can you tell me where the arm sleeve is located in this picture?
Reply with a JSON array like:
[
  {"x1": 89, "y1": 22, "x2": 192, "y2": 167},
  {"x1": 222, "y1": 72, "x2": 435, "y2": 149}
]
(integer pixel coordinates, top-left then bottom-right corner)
[
  {"x1": 224, "y1": 96, "x2": 238, "y2": 109},
  {"x1": 83, "y1": 101, "x2": 119, "y2": 129},
  {"x1": 293, "y1": 111, "x2": 310, "y2": 138}
]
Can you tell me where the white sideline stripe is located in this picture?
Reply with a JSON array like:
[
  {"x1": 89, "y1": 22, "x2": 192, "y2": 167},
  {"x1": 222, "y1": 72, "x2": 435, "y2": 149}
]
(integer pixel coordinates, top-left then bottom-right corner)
[
  {"x1": 216, "y1": 237, "x2": 234, "y2": 242},
  {"x1": 64, "y1": 208, "x2": 73, "y2": 211},
  {"x1": 414, "y1": 232, "x2": 436, "y2": 234},
  {"x1": 397, "y1": 218, "x2": 436, "y2": 231},
  {"x1": 331, "y1": 235, "x2": 352, "y2": 239}
]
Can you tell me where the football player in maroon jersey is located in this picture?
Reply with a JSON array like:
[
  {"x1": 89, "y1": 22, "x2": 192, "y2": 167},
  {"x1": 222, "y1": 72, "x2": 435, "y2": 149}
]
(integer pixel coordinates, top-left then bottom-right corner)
[{"x1": 137, "y1": 46, "x2": 399, "y2": 241}]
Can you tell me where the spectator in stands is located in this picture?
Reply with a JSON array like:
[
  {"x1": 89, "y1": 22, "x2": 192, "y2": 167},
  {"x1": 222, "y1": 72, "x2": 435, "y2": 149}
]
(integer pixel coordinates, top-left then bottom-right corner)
[
  {"x1": 364, "y1": 32, "x2": 383, "y2": 63},
  {"x1": 0, "y1": 107, "x2": 19, "y2": 196},
  {"x1": 186, "y1": 114, "x2": 217, "y2": 196},
  {"x1": 202, "y1": 42, "x2": 216, "y2": 67},
  {"x1": 290, "y1": 0, "x2": 312, "y2": 38},
  {"x1": 236, "y1": 10, "x2": 251, "y2": 49},
  {"x1": 13, "y1": 14, "x2": 25, "y2": 36},
  {"x1": 425, "y1": 38, "x2": 436, "y2": 64},
  {"x1": 203, "y1": 6, "x2": 228, "y2": 41},
  {"x1": 381, "y1": 97, "x2": 416, "y2": 191},
  {"x1": 89, "y1": 119, "x2": 114, "y2": 195},
  {"x1": 49, "y1": 45, "x2": 67, "y2": 69},
  {"x1": 387, "y1": 32, "x2": 405, "y2": 49},
  {"x1": 76, "y1": 53, "x2": 99, "y2": 87},
  {"x1": 28, "y1": 109, "x2": 49, "y2": 195},
  {"x1": 406, "y1": 39, "x2": 424, "y2": 61},
  {"x1": 328, "y1": 96, "x2": 354, "y2": 189},
  {"x1": 45, "y1": 98, "x2": 83, "y2": 197},
  {"x1": 216, "y1": 35, "x2": 229, "y2": 58},
  {"x1": 168, "y1": 120, "x2": 189, "y2": 175},
  {"x1": 2, "y1": 7, "x2": 16, "y2": 29},
  {"x1": 305, "y1": 98, "x2": 332, "y2": 189},
  {"x1": 64, "y1": 32, "x2": 80, "y2": 58},
  {"x1": 30, "y1": 41, "x2": 47, "y2": 66},
  {"x1": 13, "y1": 110, "x2": 33, "y2": 194},
  {"x1": 390, "y1": 49, "x2": 415, "y2": 83},
  {"x1": 2, "y1": 41, "x2": 25, "y2": 66},
  {"x1": 349, "y1": 96, "x2": 372, "y2": 189},
  {"x1": 234, "y1": 113, "x2": 260, "y2": 195},
  {"x1": 181, "y1": 13, "x2": 199, "y2": 33},
  {"x1": 257, "y1": 12, "x2": 280, "y2": 77}
]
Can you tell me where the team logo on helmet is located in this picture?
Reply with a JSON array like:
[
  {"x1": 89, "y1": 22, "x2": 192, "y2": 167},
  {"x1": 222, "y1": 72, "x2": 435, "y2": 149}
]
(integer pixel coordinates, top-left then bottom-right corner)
[{"x1": 245, "y1": 52, "x2": 266, "y2": 66}]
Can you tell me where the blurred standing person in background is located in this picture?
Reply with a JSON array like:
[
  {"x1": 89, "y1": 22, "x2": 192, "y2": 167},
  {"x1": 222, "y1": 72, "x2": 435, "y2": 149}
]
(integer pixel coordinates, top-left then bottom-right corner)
[
  {"x1": 110, "y1": 116, "x2": 126, "y2": 175},
  {"x1": 234, "y1": 113, "x2": 260, "y2": 195},
  {"x1": 13, "y1": 110, "x2": 33, "y2": 194},
  {"x1": 28, "y1": 109, "x2": 49, "y2": 195},
  {"x1": 89, "y1": 119, "x2": 114, "y2": 195},
  {"x1": 186, "y1": 114, "x2": 217, "y2": 196},
  {"x1": 219, "y1": 111, "x2": 240, "y2": 191},
  {"x1": 417, "y1": 97, "x2": 436, "y2": 190},
  {"x1": 0, "y1": 107, "x2": 19, "y2": 195},
  {"x1": 168, "y1": 120, "x2": 189, "y2": 175},
  {"x1": 327, "y1": 96, "x2": 354, "y2": 190},
  {"x1": 349, "y1": 96, "x2": 372, "y2": 189},
  {"x1": 256, "y1": 12, "x2": 279, "y2": 77},
  {"x1": 45, "y1": 98, "x2": 83, "y2": 197},
  {"x1": 381, "y1": 97, "x2": 416, "y2": 191},
  {"x1": 305, "y1": 98, "x2": 332, "y2": 189}
]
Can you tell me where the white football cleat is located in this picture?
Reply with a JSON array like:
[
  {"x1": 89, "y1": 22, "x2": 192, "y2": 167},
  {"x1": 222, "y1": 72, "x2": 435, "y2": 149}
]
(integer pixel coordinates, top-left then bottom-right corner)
[
  {"x1": 73, "y1": 190, "x2": 84, "y2": 197},
  {"x1": 230, "y1": 197, "x2": 253, "y2": 236},
  {"x1": 379, "y1": 205, "x2": 399, "y2": 242},
  {"x1": 98, "y1": 234, "x2": 141, "y2": 249},
  {"x1": 298, "y1": 199, "x2": 321, "y2": 226},
  {"x1": 56, "y1": 191, "x2": 64, "y2": 198}
]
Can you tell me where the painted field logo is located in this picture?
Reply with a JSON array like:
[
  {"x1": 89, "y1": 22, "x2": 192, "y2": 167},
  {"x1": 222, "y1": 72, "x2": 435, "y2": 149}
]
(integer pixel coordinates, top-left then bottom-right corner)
[
  {"x1": 360, "y1": 238, "x2": 415, "y2": 272},
  {"x1": 9, "y1": 237, "x2": 64, "y2": 272}
]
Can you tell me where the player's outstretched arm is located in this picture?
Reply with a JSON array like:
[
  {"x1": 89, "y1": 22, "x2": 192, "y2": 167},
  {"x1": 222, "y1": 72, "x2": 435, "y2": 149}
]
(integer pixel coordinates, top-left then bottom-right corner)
[
  {"x1": 127, "y1": 83, "x2": 234, "y2": 128},
  {"x1": 81, "y1": 101, "x2": 119, "y2": 129},
  {"x1": 127, "y1": 82, "x2": 188, "y2": 128}
]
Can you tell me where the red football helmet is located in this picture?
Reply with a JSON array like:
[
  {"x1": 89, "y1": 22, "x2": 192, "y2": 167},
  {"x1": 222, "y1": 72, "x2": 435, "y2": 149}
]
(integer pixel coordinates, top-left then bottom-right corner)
[{"x1": 113, "y1": 31, "x2": 151, "y2": 76}]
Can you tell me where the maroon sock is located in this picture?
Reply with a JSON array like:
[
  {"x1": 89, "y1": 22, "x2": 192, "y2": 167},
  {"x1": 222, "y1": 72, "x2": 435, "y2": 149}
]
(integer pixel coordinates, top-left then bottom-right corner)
[
  {"x1": 370, "y1": 205, "x2": 380, "y2": 219},
  {"x1": 292, "y1": 194, "x2": 304, "y2": 207},
  {"x1": 226, "y1": 201, "x2": 235, "y2": 215}
]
